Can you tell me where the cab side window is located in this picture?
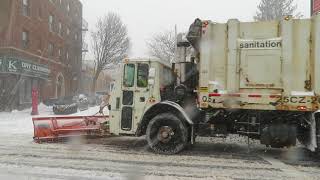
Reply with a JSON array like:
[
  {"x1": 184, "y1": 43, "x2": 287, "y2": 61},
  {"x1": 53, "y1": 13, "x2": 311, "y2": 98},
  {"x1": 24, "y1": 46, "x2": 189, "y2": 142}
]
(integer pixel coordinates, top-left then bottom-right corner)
[
  {"x1": 123, "y1": 64, "x2": 135, "y2": 87},
  {"x1": 137, "y1": 64, "x2": 149, "y2": 88},
  {"x1": 161, "y1": 66, "x2": 174, "y2": 87}
]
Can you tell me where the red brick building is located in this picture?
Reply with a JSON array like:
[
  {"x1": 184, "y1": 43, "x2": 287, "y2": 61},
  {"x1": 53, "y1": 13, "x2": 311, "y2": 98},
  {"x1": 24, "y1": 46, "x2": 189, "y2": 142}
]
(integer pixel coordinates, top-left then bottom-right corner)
[{"x1": 0, "y1": 0, "x2": 84, "y2": 110}]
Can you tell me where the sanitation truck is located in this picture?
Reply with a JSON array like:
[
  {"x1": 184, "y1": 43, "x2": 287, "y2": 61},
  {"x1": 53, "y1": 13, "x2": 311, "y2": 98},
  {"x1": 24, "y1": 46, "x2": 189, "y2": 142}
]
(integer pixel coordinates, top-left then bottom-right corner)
[{"x1": 33, "y1": 14, "x2": 320, "y2": 154}]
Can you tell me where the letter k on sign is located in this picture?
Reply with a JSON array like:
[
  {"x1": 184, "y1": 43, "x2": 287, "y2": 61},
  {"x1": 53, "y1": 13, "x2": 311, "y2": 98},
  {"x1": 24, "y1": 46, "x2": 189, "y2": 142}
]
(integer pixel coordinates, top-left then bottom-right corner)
[{"x1": 8, "y1": 60, "x2": 17, "y2": 70}]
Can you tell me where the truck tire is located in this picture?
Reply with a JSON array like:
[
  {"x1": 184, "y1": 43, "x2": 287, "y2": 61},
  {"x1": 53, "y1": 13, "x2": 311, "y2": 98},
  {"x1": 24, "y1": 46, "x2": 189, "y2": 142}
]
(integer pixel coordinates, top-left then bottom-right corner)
[{"x1": 146, "y1": 113, "x2": 188, "y2": 154}]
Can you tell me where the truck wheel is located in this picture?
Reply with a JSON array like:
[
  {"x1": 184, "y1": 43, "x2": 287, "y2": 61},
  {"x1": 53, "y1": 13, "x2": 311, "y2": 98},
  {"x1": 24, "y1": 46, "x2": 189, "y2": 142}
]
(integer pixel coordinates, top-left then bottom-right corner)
[{"x1": 146, "y1": 113, "x2": 188, "y2": 154}]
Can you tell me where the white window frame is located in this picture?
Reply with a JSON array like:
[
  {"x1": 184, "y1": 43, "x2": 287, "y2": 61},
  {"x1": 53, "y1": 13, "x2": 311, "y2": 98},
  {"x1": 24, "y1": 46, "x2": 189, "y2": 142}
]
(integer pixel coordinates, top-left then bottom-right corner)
[
  {"x1": 48, "y1": 43, "x2": 54, "y2": 57},
  {"x1": 22, "y1": 30, "x2": 29, "y2": 49},
  {"x1": 58, "y1": 48, "x2": 62, "y2": 59},
  {"x1": 22, "y1": 0, "x2": 30, "y2": 17},
  {"x1": 49, "y1": 15, "x2": 54, "y2": 32},
  {"x1": 58, "y1": 22, "x2": 62, "y2": 36},
  {"x1": 67, "y1": 3, "x2": 70, "y2": 12}
]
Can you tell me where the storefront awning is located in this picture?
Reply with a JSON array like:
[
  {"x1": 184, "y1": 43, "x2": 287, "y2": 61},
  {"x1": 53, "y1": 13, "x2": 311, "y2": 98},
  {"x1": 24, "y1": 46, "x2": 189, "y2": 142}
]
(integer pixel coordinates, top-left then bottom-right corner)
[{"x1": 0, "y1": 56, "x2": 50, "y2": 79}]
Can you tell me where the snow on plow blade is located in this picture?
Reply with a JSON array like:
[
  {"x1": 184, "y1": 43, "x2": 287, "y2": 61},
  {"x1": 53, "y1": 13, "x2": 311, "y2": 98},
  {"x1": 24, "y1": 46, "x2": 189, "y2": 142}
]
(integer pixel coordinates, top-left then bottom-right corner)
[{"x1": 32, "y1": 115, "x2": 109, "y2": 142}]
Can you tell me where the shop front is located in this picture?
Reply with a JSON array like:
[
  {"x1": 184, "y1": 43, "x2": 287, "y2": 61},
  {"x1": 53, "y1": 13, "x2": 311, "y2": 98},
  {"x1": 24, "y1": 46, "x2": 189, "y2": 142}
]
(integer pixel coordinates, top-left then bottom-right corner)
[{"x1": 0, "y1": 56, "x2": 50, "y2": 111}]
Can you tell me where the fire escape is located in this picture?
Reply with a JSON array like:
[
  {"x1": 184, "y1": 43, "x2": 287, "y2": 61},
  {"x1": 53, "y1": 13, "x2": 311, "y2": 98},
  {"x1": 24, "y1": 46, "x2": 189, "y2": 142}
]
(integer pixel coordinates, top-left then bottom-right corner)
[{"x1": 80, "y1": 18, "x2": 89, "y2": 92}]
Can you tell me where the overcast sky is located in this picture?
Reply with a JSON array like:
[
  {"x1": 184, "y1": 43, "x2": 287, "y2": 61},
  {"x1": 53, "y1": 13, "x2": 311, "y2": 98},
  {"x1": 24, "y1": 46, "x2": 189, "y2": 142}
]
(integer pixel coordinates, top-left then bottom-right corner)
[{"x1": 81, "y1": 0, "x2": 310, "y2": 60}]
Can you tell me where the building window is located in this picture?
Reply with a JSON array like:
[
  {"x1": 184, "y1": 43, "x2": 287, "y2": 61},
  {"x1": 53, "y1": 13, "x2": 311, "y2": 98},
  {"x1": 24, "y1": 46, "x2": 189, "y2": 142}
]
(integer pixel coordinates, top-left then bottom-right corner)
[
  {"x1": 22, "y1": 0, "x2": 30, "y2": 16},
  {"x1": 37, "y1": 38, "x2": 42, "y2": 51},
  {"x1": 58, "y1": 48, "x2": 62, "y2": 60},
  {"x1": 22, "y1": 30, "x2": 29, "y2": 49},
  {"x1": 38, "y1": 6, "x2": 42, "y2": 19},
  {"x1": 48, "y1": 43, "x2": 54, "y2": 57},
  {"x1": 58, "y1": 22, "x2": 62, "y2": 36},
  {"x1": 67, "y1": 3, "x2": 70, "y2": 12},
  {"x1": 67, "y1": 27, "x2": 70, "y2": 36},
  {"x1": 49, "y1": 15, "x2": 53, "y2": 32}
]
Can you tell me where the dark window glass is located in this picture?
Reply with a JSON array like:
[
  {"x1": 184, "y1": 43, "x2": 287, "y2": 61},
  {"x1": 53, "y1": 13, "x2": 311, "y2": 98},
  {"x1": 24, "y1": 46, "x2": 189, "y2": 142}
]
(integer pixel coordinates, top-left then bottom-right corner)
[
  {"x1": 116, "y1": 97, "x2": 120, "y2": 109},
  {"x1": 121, "y1": 106, "x2": 132, "y2": 131},
  {"x1": 137, "y1": 64, "x2": 149, "y2": 87},
  {"x1": 122, "y1": 91, "x2": 133, "y2": 105},
  {"x1": 123, "y1": 64, "x2": 135, "y2": 87}
]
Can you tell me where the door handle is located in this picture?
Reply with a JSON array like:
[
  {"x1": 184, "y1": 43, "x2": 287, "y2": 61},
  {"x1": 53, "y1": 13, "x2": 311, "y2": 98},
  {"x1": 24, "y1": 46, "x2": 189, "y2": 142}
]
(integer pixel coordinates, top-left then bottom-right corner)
[{"x1": 140, "y1": 97, "x2": 145, "y2": 102}]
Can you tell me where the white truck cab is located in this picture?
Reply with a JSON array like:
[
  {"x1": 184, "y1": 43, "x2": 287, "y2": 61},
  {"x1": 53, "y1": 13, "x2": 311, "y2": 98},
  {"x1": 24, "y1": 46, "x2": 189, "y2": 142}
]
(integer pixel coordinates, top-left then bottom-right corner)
[{"x1": 109, "y1": 58, "x2": 174, "y2": 136}]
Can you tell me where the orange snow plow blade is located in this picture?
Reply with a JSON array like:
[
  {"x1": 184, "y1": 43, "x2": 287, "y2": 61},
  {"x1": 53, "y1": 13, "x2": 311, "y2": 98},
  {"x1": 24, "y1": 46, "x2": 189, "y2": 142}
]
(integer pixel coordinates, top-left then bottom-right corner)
[{"x1": 32, "y1": 115, "x2": 109, "y2": 142}]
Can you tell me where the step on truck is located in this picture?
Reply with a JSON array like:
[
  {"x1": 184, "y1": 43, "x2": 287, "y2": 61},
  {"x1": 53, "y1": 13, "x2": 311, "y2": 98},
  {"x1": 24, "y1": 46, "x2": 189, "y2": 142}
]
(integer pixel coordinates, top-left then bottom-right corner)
[{"x1": 33, "y1": 14, "x2": 320, "y2": 154}]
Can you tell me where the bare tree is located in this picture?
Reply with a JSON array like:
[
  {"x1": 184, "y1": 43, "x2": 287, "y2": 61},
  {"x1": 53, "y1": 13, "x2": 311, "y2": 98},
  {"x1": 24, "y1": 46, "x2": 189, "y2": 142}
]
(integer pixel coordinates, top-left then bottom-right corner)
[
  {"x1": 146, "y1": 30, "x2": 175, "y2": 62},
  {"x1": 91, "y1": 13, "x2": 130, "y2": 93},
  {"x1": 254, "y1": 0, "x2": 302, "y2": 21}
]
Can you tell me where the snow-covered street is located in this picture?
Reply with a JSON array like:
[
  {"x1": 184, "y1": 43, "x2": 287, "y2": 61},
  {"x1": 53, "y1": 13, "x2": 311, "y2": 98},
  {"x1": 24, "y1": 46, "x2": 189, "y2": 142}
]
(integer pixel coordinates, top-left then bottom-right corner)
[{"x1": 0, "y1": 106, "x2": 320, "y2": 180}]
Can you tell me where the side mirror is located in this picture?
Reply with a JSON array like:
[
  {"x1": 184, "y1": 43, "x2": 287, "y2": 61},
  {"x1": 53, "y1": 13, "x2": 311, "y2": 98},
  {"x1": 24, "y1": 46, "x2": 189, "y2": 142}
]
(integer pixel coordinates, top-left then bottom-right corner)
[
  {"x1": 149, "y1": 68, "x2": 156, "y2": 78},
  {"x1": 148, "y1": 79, "x2": 155, "y2": 86}
]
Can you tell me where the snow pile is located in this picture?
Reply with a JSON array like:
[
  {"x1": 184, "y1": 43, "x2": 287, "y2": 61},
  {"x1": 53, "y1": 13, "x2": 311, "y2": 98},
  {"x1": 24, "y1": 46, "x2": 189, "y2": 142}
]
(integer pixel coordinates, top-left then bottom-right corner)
[{"x1": 0, "y1": 108, "x2": 34, "y2": 135}]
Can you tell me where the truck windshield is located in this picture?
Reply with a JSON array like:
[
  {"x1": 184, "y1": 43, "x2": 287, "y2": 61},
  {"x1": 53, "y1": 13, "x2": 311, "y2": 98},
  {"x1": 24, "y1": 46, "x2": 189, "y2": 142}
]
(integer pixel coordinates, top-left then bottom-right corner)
[
  {"x1": 123, "y1": 64, "x2": 135, "y2": 87},
  {"x1": 137, "y1": 64, "x2": 149, "y2": 87}
]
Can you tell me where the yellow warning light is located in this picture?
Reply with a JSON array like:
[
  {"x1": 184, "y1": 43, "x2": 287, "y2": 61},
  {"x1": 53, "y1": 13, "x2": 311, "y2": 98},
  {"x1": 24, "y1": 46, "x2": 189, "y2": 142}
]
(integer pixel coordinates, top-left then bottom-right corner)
[{"x1": 284, "y1": 15, "x2": 292, "y2": 21}]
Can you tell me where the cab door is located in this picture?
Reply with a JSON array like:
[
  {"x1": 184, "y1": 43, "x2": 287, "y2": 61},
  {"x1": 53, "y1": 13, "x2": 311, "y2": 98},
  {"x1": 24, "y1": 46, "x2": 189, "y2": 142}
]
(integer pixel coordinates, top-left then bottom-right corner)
[
  {"x1": 120, "y1": 63, "x2": 150, "y2": 133},
  {"x1": 121, "y1": 63, "x2": 135, "y2": 132},
  {"x1": 133, "y1": 63, "x2": 150, "y2": 129}
]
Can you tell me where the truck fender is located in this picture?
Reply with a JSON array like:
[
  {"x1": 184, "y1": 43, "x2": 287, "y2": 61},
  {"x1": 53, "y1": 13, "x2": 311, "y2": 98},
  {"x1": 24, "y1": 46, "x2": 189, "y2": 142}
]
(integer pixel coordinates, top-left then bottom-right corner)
[{"x1": 136, "y1": 101, "x2": 194, "y2": 139}]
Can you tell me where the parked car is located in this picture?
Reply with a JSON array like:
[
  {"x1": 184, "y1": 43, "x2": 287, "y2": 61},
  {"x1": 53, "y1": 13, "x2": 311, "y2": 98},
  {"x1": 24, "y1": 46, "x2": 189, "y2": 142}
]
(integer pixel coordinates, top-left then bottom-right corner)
[
  {"x1": 53, "y1": 96, "x2": 78, "y2": 115},
  {"x1": 81, "y1": 93, "x2": 97, "y2": 106},
  {"x1": 95, "y1": 91, "x2": 108, "y2": 105},
  {"x1": 76, "y1": 94, "x2": 89, "y2": 111},
  {"x1": 43, "y1": 98, "x2": 59, "y2": 106}
]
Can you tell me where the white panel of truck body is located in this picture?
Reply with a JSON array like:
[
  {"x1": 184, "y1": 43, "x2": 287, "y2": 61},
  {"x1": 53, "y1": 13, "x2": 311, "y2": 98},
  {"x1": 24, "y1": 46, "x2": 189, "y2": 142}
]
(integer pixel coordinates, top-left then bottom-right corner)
[
  {"x1": 314, "y1": 15, "x2": 320, "y2": 94},
  {"x1": 199, "y1": 15, "x2": 320, "y2": 111}
]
